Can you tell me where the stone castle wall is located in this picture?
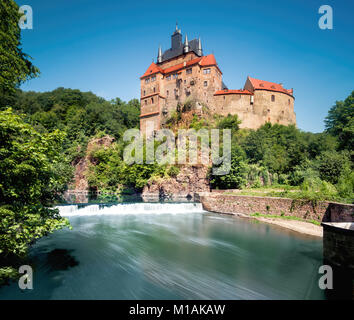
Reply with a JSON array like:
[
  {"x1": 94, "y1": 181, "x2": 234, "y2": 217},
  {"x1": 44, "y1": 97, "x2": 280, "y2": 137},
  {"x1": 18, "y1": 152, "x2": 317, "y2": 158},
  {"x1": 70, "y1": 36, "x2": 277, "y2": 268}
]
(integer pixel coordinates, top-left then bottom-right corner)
[
  {"x1": 212, "y1": 90, "x2": 296, "y2": 129},
  {"x1": 140, "y1": 52, "x2": 296, "y2": 134}
]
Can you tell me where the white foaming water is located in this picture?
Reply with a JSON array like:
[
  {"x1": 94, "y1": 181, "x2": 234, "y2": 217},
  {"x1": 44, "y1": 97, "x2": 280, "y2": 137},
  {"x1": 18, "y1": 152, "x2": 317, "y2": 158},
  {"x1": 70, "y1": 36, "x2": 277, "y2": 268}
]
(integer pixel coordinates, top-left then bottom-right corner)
[{"x1": 57, "y1": 202, "x2": 205, "y2": 217}]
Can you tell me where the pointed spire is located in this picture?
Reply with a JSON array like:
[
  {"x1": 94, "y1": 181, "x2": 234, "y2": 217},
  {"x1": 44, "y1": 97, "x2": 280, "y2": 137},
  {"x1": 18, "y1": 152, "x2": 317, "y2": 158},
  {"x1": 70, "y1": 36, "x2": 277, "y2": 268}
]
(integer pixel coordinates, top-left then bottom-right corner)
[
  {"x1": 174, "y1": 21, "x2": 181, "y2": 34},
  {"x1": 157, "y1": 45, "x2": 162, "y2": 63},
  {"x1": 197, "y1": 37, "x2": 203, "y2": 56},
  {"x1": 183, "y1": 34, "x2": 189, "y2": 53}
]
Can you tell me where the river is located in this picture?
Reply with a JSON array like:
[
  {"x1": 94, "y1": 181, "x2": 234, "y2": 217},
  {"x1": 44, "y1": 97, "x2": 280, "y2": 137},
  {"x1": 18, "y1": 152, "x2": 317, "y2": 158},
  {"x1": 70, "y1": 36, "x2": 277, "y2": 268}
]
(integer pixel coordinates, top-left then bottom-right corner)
[{"x1": 0, "y1": 202, "x2": 325, "y2": 299}]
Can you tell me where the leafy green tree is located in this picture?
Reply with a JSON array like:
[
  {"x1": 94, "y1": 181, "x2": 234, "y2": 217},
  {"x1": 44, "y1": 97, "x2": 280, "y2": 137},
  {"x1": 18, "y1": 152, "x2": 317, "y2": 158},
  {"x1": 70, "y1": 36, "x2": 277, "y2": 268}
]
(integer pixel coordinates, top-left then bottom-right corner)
[
  {"x1": 0, "y1": 109, "x2": 71, "y2": 282},
  {"x1": 0, "y1": 0, "x2": 39, "y2": 108},
  {"x1": 210, "y1": 145, "x2": 248, "y2": 189},
  {"x1": 316, "y1": 150, "x2": 351, "y2": 185},
  {"x1": 325, "y1": 91, "x2": 354, "y2": 150}
]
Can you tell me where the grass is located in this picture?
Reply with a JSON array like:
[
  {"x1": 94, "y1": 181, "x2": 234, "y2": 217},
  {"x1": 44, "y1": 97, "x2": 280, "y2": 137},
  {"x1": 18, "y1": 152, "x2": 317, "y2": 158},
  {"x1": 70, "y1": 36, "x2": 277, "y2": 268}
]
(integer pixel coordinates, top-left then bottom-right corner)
[
  {"x1": 250, "y1": 212, "x2": 321, "y2": 226},
  {"x1": 224, "y1": 184, "x2": 352, "y2": 204}
]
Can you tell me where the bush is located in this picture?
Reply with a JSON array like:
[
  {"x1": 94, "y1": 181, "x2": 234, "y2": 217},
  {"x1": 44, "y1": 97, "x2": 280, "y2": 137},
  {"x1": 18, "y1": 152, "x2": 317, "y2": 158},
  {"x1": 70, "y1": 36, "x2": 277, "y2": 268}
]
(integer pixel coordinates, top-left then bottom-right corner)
[{"x1": 167, "y1": 166, "x2": 180, "y2": 178}]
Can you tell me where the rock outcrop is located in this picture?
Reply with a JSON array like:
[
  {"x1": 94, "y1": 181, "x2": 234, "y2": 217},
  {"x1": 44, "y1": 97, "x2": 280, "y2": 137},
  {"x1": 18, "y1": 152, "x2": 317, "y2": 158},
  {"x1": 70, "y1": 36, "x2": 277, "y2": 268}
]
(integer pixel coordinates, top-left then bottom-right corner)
[{"x1": 142, "y1": 165, "x2": 210, "y2": 199}]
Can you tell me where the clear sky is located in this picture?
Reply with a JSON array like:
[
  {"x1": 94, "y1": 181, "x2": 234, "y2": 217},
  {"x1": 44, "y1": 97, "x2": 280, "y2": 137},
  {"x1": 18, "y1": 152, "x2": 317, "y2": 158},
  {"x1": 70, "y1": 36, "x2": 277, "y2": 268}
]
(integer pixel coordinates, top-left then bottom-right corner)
[{"x1": 17, "y1": 0, "x2": 354, "y2": 133}]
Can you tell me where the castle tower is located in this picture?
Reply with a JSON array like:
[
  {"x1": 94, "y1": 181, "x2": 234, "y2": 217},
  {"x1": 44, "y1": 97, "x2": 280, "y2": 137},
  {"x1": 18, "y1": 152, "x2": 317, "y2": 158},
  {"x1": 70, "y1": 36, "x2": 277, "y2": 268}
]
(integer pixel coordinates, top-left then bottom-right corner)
[{"x1": 171, "y1": 23, "x2": 182, "y2": 49}]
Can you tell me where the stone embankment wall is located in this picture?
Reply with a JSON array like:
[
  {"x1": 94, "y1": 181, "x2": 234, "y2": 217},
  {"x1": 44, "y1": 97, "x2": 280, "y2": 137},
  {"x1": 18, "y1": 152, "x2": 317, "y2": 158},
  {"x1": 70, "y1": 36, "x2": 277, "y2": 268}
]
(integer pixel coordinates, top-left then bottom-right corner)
[{"x1": 198, "y1": 193, "x2": 354, "y2": 223}]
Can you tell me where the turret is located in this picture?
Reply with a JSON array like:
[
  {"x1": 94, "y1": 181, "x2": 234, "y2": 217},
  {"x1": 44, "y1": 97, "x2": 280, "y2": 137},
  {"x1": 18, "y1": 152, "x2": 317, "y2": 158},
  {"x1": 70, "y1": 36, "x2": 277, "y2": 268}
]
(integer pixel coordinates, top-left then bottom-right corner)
[
  {"x1": 196, "y1": 37, "x2": 203, "y2": 56},
  {"x1": 157, "y1": 45, "x2": 162, "y2": 63},
  {"x1": 183, "y1": 34, "x2": 189, "y2": 53}
]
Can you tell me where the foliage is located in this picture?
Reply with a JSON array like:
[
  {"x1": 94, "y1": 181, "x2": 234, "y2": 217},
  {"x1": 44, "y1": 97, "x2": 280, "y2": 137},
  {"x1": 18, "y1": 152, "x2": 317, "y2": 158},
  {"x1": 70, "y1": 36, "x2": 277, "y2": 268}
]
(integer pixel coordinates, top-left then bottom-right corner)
[
  {"x1": 0, "y1": 109, "x2": 71, "y2": 277},
  {"x1": 0, "y1": 0, "x2": 39, "y2": 108},
  {"x1": 325, "y1": 91, "x2": 354, "y2": 150},
  {"x1": 210, "y1": 145, "x2": 248, "y2": 189}
]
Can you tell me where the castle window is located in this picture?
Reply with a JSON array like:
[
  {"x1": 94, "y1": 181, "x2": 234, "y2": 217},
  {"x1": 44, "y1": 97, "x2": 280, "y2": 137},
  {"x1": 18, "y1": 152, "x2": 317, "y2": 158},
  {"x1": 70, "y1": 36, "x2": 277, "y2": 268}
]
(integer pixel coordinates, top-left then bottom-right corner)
[
  {"x1": 186, "y1": 68, "x2": 192, "y2": 74},
  {"x1": 250, "y1": 95, "x2": 254, "y2": 105},
  {"x1": 288, "y1": 99, "x2": 290, "y2": 105},
  {"x1": 143, "y1": 90, "x2": 146, "y2": 96},
  {"x1": 166, "y1": 75, "x2": 171, "y2": 81},
  {"x1": 167, "y1": 90, "x2": 169, "y2": 96},
  {"x1": 145, "y1": 100, "x2": 147, "y2": 105},
  {"x1": 145, "y1": 78, "x2": 150, "y2": 84},
  {"x1": 267, "y1": 109, "x2": 270, "y2": 113},
  {"x1": 184, "y1": 80, "x2": 186, "y2": 84},
  {"x1": 151, "y1": 75, "x2": 156, "y2": 82},
  {"x1": 203, "y1": 68, "x2": 211, "y2": 74},
  {"x1": 153, "y1": 87, "x2": 156, "y2": 93},
  {"x1": 151, "y1": 97, "x2": 154, "y2": 104},
  {"x1": 204, "y1": 81, "x2": 208, "y2": 87},
  {"x1": 173, "y1": 73, "x2": 178, "y2": 79},
  {"x1": 271, "y1": 95, "x2": 275, "y2": 102}
]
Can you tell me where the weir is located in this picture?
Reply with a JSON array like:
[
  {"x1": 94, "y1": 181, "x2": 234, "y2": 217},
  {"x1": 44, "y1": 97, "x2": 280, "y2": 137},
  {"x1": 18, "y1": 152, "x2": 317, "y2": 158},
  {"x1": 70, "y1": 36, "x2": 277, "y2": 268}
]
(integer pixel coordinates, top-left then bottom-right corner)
[{"x1": 56, "y1": 202, "x2": 205, "y2": 217}]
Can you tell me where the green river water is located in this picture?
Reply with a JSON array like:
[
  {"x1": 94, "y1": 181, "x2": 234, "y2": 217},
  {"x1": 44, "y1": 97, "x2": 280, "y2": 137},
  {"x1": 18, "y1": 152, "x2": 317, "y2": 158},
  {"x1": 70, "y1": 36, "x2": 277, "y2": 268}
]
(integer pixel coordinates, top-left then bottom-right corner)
[{"x1": 0, "y1": 202, "x2": 325, "y2": 299}]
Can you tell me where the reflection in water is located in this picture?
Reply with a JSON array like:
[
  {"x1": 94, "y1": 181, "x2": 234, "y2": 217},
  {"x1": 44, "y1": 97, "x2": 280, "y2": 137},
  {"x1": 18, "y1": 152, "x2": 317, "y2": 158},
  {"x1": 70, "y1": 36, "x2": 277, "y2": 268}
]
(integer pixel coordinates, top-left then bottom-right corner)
[{"x1": 0, "y1": 203, "x2": 324, "y2": 300}]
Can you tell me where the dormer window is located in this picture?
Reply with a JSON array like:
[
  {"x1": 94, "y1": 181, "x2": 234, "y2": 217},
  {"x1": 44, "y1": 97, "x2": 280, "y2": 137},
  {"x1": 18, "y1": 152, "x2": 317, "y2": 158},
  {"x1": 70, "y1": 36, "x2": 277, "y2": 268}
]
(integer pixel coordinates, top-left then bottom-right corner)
[{"x1": 203, "y1": 68, "x2": 211, "y2": 74}]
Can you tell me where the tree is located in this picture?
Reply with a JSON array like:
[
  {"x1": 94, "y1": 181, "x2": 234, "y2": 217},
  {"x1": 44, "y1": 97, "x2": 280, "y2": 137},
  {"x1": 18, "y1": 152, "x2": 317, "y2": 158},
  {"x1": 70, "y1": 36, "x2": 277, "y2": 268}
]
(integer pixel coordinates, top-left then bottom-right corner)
[
  {"x1": 325, "y1": 91, "x2": 354, "y2": 151},
  {"x1": 0, "y1": 109, "x2": 71, "y2": 282},
  {"x1": 0, "y1": 0, "x2": 39, "y2": 108},
  {"x1": 210, "y1": 145, "x2": 248, "y2": 189}
]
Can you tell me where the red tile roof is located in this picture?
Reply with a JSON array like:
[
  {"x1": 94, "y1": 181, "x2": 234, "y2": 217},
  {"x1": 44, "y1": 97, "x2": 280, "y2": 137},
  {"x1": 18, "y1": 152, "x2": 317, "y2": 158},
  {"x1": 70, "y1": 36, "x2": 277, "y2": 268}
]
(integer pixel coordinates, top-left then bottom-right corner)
[
  {"x1": 140, "y1": 54, "x2": 220, "y2": 79},
  {"x1": 163, "y1": 57, "x2": 202, "y2": 74},
  {"x1": 248, "y1": 76, "x2": 293, "y2": 96},
  {"x1": 141, "y1": 62, "x2": 164, "y2": 78},
  {"x1": 214, "y1": 89, "x2": 253, "y2": 96},
  {"x1": 200, "y1": 54, "x2": 217, "y2": 67}
]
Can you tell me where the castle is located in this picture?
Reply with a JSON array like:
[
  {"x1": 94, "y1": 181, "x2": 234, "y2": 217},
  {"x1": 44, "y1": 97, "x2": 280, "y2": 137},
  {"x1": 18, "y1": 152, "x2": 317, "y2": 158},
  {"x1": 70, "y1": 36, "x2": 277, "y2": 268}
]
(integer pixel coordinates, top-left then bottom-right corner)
[{"x1": 140, "y1": 25, "x2": 296, "y2": 134}]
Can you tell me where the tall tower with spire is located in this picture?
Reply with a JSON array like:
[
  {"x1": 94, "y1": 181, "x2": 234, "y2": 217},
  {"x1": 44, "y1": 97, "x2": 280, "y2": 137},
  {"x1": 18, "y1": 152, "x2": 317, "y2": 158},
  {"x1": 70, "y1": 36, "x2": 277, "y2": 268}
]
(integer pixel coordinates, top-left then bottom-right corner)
[{"x1": 171, "y1": 23, "x2": 182, "y2": 49}]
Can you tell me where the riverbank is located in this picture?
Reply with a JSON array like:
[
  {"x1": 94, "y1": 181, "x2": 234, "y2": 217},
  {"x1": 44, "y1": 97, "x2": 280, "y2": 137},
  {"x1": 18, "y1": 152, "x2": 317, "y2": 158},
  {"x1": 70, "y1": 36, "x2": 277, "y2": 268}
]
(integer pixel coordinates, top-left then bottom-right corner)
[
  {"x1": 198, "y1": 192, "x2": 353, "y2": 238},
  {"x1": 250, "y1": 215, "x2": 323, "y2": 237}
]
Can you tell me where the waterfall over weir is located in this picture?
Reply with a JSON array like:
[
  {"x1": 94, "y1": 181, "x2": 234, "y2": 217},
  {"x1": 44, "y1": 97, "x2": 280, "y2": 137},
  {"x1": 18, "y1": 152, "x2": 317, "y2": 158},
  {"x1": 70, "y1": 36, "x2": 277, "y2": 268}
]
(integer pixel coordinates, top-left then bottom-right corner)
[{"x1": 57, "y1": 202, "x2": 205, "y2": 217}]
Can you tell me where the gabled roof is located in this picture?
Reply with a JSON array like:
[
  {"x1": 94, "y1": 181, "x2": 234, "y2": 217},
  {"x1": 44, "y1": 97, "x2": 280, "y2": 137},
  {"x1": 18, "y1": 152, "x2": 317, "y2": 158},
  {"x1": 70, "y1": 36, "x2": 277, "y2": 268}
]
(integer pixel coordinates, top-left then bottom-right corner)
[
  {"x1": 248, "y1": 76, "x2": 293, "y2": 96},
  {"x1": 200, "y1": 54, "x2": 217, "y2": 67},
  {"x1": 140, "y1": 54, "x2": 220, "y2": 79},
  {"x1": 214, "y1": 89, "x2": 253, "y2": 96},
  {"x1": 141, "y1": 62, "x2": 164, "y2": 78}
]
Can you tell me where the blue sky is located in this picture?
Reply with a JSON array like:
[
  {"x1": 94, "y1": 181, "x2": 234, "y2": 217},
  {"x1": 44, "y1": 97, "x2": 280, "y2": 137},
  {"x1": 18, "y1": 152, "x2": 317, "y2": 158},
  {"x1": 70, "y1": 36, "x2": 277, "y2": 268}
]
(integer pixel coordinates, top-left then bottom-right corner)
[{"x1": 17, "y1": 0, "x2": 354, "y2": 132}]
